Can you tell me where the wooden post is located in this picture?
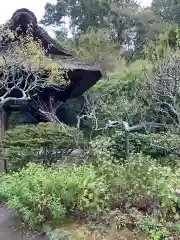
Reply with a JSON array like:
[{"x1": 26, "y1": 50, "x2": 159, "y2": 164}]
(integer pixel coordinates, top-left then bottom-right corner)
[
  {"x1": 125, "y1": 130, "x2": 129, "y2": 159},
  {"x1": 0, "y1": 107, "x2": 8, "y2": 173},
  {"x1": 122, "y1": 121, "x2": 130, "y2": 159}
]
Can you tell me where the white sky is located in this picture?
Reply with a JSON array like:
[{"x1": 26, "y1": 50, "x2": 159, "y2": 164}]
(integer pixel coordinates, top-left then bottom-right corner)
[{"x1": 0, "y1": 0, "x2": 152, "y2": 25}]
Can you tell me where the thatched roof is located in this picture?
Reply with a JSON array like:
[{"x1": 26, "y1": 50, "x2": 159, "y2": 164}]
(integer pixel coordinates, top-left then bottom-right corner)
[
  {"x1": 57, "y1": 57, "x2": 102, "y2": 72},
  {"x1": 8, "y1": 8, "x2": 71, "y2": 57},
  {"x1": 0, "y1": 8, "x2": 103, "y2": 74},
  {"x1": 0, "y1": 8, "x2": 102, "y2": 101}
]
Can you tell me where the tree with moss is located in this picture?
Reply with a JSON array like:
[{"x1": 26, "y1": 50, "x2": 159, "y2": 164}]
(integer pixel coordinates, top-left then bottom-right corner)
[{"x1": 0, "y1": 26, "x2": 65, "y2": 108}]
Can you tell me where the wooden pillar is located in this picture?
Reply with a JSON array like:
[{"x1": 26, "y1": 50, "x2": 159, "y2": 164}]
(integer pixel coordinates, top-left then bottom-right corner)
[
  {"x1": 122, "y1": 121, "x2": 130, "y2": 159},
  {"x1": 125, "y1": 130, "x2": 130, "y2": 159},
  {"x1": 0, "y1": 107, "x2": 9, "y2": 173}
]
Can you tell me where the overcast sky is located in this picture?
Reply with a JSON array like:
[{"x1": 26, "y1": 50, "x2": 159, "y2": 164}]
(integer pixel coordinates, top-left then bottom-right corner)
[{"x1": 0, "y1": 0, "x2": 152, "y2": 24}]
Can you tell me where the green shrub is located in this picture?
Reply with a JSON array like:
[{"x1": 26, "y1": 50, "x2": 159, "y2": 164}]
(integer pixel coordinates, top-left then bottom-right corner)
[
  {"x1": 3, "y1": 122, "x2": 84, "y2": 169},
  {"x1": 107, "y1": 154, "x2": 180, "y2": 216},
  {"x1": 110, "y1": 131, "x2": 180, "y2": 164},
  {"x1": 139, "y1": 216, "x2": 172, "y2": 240},
  {"x1": 89, "y1": 139, "x2": 180, "y2": 216},
  {"x1": 0, "y1": 163, "x2": 108, "y2": 228},
  {"x1": 0, "y1": 153, "x2": 179, "y2": 230},
  {"x1": 92, "y1": 60, "x2": 152, "y2": 98},
  {"x1": 83, "y1": 60, "x2": 152, "y2": 133},
  {"x1": 89, "y1": 141, "x2": 180, "y2": 216}
]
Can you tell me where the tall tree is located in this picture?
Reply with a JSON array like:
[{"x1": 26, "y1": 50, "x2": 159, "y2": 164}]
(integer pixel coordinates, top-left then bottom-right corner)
[
  {"x1": 152, "y1": 0, "x2": 180, "y2": 24},
  {"x1": 68, "y1": 27, "x2": 122, "y2": 71},
  {"x1": 133, "y1": 8, "x2": 166, "y2": 57},
  {"x1": 109, "y1": 6, "x2": 165, "y2": 58},
  {"x1": 42, "y1": 0, "x2": 138, "y2": 36},
  {"x1": 42, "y1": 0, "x2": 165, "y2": 61}
]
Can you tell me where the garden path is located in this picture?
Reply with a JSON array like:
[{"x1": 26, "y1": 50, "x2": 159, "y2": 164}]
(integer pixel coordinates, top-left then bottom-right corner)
[{"x1": 0, "y1": 204, "x2": 44, "y2": 240}]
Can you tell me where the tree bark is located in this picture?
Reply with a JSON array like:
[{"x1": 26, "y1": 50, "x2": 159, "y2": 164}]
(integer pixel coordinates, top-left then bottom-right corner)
[{"x1": 0, "y1": 107, "x2": 8, "y2": 173}]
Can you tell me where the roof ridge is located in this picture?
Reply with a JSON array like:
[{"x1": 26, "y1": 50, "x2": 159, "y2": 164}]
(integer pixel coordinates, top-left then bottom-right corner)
[{"x1": 8, "y1": 8, "x2": 72, "y2": 57}]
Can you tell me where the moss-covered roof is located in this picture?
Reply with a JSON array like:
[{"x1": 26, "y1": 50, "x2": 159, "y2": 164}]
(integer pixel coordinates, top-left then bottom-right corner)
[{"x1": 9, "y1": 8, "x2": 71, "y2": 57}]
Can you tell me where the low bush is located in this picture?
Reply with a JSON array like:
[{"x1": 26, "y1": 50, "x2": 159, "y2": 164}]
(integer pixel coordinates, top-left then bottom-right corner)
[
  {"x1": 0, "y1": 163, "x2": 108, "y2": 228},
  {"x1": 110, "y1": 131, "x2": 180, "y2": 164},
  {"x1": 89, "y1": 141, "x2": 180, "y2": 217},
  {"x1": 106, "y1": 154, "x2": 180, "y2": 217},
  {"x1": 3, "y1": 122, "x2": 84, "y2": 169}
]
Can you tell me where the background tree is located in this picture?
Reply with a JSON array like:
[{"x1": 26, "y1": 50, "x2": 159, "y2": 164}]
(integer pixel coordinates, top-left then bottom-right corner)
[
  {"x1": 110, "y1": 6, "x2": 166, "y2": 59},
  {"x1": 42, "y1": 0, "x2": 165, "y2": 61},
  {"x1": 67, "y1": 28, "x2": 123, "y2": 71},
  {"x1": 152, "y1": 0, "x2": 180, "y2": 24},
  {"x1": 42, "y1": 0, "x2": 138, "y2": 34}
]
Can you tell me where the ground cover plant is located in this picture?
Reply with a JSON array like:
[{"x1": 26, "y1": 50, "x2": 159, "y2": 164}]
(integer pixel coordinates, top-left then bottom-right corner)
[{"x1": 0, "y1": 152, "x2": 179, "y2": 239}]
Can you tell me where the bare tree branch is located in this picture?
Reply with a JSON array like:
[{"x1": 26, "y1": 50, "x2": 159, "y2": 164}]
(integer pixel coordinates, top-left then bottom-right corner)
[{"x1": 0, "y1": 27, "x2": 66, "y2": 111}]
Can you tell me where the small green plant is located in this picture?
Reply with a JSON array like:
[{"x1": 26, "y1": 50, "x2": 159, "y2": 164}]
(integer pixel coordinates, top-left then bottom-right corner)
[{"x1": 140, "y1": 216, "x2": 170, "y2": 240}]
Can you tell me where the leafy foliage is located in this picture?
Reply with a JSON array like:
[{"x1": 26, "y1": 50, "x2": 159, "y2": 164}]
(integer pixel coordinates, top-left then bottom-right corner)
[
  {"x1": 144, "y1": 25, "x2": 180, "y2": 61},
  {"x1": 139, "y1": 215, "x2": 177, "y2": 240},
  {"x1": 82, "y1": 60, "x2": 152, "y2": 133},
  {"x1": 142, "y1": 27, "x2": 180, "y2": 132},
  {"x1": 0, "y1": 163, "x2": 108, "y2": 228},
  {"x1": 0, "y1": 26, "x2": 66, "y2": 109},
  {"x1": 152, "y1": 0, "x2": 180, "y2": 25},
  {"x1": 107, "y1": 154, "x2": 180, "y2": 216},
  {"x1": 3, "y1": 123, "x2": 83, "y2": 169},
  {"x1": 67, "y1": 28, "x2": 122, "y2": 71},
  {"x1": 42, "y1": 0, "x2": 165, "y2": 60},
  {"x1": 0, "y1": 155, "x2": 179, "y2": 237},
  {"x1": 0, "y1": 26, "x2": 65, "y2": 83},
  {"x1": 42, "y1": 0, "x2": 138, "y2": 34},
  {"x1": 110, "y1": 131, "x2": 180, "y2": 162}
]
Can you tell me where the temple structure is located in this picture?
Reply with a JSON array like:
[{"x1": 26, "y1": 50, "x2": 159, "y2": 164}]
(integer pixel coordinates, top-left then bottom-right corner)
[{"x1": 0, "y1": 8, "x2": 102, "y2": 127}]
